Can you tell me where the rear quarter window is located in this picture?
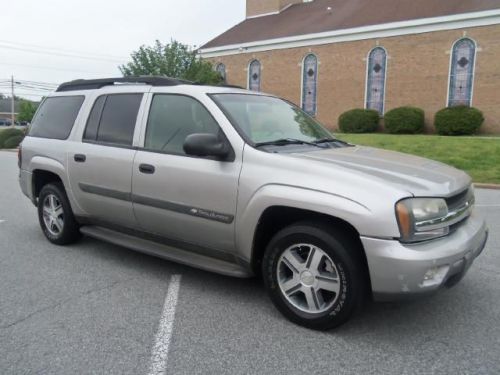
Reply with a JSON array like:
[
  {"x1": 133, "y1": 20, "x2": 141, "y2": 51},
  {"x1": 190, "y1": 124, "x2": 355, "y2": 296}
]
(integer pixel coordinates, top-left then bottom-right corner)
[{"x1": 29, "y1": 96, "x2": 85, "y2": 140}]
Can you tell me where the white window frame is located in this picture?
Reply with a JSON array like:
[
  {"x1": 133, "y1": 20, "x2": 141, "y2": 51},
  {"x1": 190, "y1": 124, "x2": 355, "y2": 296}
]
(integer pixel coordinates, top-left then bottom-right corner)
[
  {"x1": 300, "y1": 53, "x2": 319, "y2": 116},
  {"x1": 445, "y1": 37, "x2": 478, "y2": 107},
  {"x1": 364, "y1": 46, "x2": 388, "y2": 115},
  {"x1": 247, "y1": 59, "x2": 262, "y2": 92}
]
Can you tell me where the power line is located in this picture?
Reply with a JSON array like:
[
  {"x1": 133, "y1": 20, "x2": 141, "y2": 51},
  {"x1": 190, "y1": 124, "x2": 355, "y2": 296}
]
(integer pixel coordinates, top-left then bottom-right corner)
[
  {"x1": 0, "y1": 39, "x2": 129, "y2": 60},
  {"x1": 0, "y1": 78, "x2": 58, "y2": 85},
  {"x1": 0, "y1": 43, "x2": 126, "y2": 63},
  {"x1": 0, "y1": 61, "x2": 117, "y2": 75},
  {"x1": 0, "y1": 91, "x2": 46, "y2": 96},
  {"x1": 17, "y1": 79, "x2": 59, "y2": 86},
  {"x1": 0, "y1": 83, "x2": 57, "y2": 91}
]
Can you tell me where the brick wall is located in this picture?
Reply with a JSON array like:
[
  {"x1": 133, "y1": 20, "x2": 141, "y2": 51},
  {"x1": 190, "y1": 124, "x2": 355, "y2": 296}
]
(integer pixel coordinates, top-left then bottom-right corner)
[{"x1": 209, "y1": 24, "x2": 500, "y2": 133}]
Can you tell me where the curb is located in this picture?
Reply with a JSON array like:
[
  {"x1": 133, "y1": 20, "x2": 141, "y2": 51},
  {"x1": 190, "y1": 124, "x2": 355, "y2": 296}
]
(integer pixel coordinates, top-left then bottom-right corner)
[
  {"x1": 474, "y1": 183, "x2": 500, "y2": 190},
  {"x1": 0, "y1": 149, "x2": 18, "y2": 152}
]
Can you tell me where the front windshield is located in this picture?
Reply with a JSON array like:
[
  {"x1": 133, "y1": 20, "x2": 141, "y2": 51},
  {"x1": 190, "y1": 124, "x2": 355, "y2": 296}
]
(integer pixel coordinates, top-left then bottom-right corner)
[{"x1": 211, "y1": 94, "x2": 333, "y2": 145}]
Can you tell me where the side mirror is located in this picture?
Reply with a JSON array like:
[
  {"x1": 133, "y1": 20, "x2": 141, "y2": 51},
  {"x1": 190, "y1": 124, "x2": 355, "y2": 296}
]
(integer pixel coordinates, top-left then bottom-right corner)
[{"x1": 183, "y1": 133, "x2": 230, "y2": 159}]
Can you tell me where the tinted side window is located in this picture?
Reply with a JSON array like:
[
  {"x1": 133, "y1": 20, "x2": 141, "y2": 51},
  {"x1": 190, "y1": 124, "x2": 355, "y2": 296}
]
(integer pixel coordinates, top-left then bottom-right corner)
[
  {"x1": 29, "y1": 96, "x2": 84, "y2": 140},
  {"x1": 145, "y1": 95, "x2": 220, "y2": 154},
  {"x1": 83, "y1": 95, "x2": 106, "y2": 141},
  {"x1": 94, "y1": 94, "x2": 142, "y2": 146}
]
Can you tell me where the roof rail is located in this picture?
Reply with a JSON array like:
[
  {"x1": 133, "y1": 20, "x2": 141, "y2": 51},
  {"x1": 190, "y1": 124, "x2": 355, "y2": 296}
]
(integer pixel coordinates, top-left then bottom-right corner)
[
  {"x1": 56, "y1": 76, "x2": 193, "y2": 92},
  {"x1": 205, "y1": 83, "x2": 246, "y2": 90}
]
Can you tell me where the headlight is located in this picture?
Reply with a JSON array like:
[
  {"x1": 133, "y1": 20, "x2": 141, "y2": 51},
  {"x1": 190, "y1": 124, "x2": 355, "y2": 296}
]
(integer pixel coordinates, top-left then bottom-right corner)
[{"x1": 395, "y1": 198, "x2": 449, "y2": 243}]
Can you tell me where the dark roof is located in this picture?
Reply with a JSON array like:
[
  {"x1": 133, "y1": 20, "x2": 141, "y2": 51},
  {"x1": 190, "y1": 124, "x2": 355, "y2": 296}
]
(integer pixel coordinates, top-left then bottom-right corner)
[{"x1": 202, "y1": 0, "x2": 500, "y2": 49}]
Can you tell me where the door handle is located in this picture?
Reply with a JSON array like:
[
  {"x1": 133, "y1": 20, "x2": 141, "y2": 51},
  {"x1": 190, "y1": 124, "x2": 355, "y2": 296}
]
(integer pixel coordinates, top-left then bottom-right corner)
[
  {"x1": 139, "y1": 164, "x2": 155, "y2": 174},
  {"x1": 74, "y1": 154, "x2": 86, "y2": 163}
]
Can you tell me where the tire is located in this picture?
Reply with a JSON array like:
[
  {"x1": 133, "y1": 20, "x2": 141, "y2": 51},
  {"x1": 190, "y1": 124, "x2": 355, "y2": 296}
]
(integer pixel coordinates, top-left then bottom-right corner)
[
  {"x1": 262, "y1": 221, "x2": 364, "y2": 330},
  {"x1": 37, "y1": 182, "x2": 81, "y2": 245}
]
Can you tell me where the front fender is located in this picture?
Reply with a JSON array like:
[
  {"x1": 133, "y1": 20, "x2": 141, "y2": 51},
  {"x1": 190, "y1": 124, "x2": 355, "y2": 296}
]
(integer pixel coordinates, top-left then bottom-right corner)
[{"x1": 235, "y1": 184, "x2": 391, "y2": 263}]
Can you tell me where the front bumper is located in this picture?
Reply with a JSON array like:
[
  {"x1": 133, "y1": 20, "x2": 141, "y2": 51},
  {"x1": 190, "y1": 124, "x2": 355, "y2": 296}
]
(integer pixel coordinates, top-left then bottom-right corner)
[{"x1": 361, "y1": 211, "x2": 488, "y2": 301}]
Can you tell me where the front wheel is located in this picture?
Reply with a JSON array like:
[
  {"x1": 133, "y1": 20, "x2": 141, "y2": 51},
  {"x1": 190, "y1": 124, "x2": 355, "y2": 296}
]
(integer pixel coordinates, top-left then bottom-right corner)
[
  {"x1": 262, "y1": 221, "x2": 364, "y2": 330},
  {"x1": 37, "y1": 183, "x2": 81, "y2": 245}
]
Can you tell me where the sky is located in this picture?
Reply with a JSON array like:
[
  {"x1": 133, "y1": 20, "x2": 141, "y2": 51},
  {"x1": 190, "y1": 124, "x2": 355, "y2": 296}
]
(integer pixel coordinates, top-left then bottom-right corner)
[{"x1": 0, "y1": 0, "x2": 245, "y2": 101}]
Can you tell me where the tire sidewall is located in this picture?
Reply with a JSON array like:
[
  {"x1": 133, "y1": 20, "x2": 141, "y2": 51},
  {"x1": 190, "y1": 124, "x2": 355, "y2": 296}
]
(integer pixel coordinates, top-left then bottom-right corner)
[
  {"x1": 37, "y1": 183, "x2": 74, "y2": 244},
  {"x1": 263, "y1": 224, "x2": 361, "y2": 330}
]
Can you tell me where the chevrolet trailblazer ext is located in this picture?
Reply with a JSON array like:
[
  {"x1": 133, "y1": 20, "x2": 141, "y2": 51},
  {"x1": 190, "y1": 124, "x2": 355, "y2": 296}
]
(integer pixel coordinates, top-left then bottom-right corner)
[{"x1": 19, "y1": 77, "x2": 488, "y2": 330}]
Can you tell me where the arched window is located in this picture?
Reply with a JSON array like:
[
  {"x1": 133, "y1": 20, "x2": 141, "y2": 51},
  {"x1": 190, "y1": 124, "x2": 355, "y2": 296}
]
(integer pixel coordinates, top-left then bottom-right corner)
[
  {"x1": 365, "y1": 47, "x2": 387, "y2": 115},
  {"x1": 301, "y1": 54, "x2": 318, "y2": 115},
  {"x1": 448, "y1": 38, "x2": 476, "y2": 107},
  {"x1": 216, "y1": 63, "x2": 226, "y2": 83},
  {"x1": 248, "y1": 60, "x2": 261, "y2": 92}
]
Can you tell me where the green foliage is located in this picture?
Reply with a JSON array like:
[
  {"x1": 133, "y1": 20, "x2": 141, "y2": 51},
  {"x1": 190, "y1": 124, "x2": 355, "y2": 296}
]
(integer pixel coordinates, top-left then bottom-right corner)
[
  {"x1": 434, "y1": 106, "x2": 484, "y2": 135},
  {"x1": 338, "y1": 109, "x2": 380, "y2": 133},
  {"x1": 17, "y1": 100, "x2": 38, "y2": 122},
  {"x1": 3, "y1": 135, "x2": 24, "y2": 149},
  {"x1": 384, "y1": 106, "x2": 425, "y2": 134},
  {"x1": 120, "y1": 40, "x2": 222, "y2": 85},
  {"x1": 0, "y1": 128, "x2": 24, "y2": 148}
]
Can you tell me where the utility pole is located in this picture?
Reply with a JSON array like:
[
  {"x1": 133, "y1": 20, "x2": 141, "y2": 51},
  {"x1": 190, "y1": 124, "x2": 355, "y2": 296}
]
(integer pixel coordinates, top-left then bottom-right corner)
[{"x1": 11, "y1": 75, "x2": 15, "y2": 126}]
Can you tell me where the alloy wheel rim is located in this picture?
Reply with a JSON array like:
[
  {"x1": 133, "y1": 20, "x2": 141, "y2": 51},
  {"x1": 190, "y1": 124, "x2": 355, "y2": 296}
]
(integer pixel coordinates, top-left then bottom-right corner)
[
  {"x1": 277, "y1": 244, "x2": 341, "y2": 314},
  {"x1": 42, "y1": 194, "x2": 64, "y2": 236}
]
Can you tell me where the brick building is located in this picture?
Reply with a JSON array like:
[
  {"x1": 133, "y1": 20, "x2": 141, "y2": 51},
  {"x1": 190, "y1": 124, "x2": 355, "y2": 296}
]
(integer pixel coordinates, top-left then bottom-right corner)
[{"x1": 199, "y1": 0, "x2": 500, "y2": 133}]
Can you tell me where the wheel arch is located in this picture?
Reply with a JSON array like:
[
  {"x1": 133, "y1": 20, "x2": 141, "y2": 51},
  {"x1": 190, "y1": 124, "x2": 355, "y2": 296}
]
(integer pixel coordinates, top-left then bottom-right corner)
[
  {"x1": 250, "y1": 206, "x2": 369, "y2": 284},
  {"x1": 235, "y1": 185, "x2": 373, "y2": 292},
  {"x1": 32, "y1": 169, "x2": 64, "y2": 201}
]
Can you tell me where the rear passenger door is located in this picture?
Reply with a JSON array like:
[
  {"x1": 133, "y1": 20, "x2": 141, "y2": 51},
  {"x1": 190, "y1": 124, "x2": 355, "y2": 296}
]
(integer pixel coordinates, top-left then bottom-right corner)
[{"x1": 67, "y1": 90, "x2": 148, "y2": 228}]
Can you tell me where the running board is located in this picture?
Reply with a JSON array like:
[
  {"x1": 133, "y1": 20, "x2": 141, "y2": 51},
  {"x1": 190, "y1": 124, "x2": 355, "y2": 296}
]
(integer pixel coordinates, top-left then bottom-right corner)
[{"x1": 79, "y1": 225, "x2": 251, "y2": 278}]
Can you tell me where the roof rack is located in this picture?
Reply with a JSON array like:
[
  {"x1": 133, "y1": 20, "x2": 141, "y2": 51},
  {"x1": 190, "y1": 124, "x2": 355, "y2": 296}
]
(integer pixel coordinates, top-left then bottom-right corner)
[
  {"x1": 56, "y1": 76, "x2": 193, "y2": 92},
  {"x1": 210, "y1": 83, "x2": 246, "y2": 90}
]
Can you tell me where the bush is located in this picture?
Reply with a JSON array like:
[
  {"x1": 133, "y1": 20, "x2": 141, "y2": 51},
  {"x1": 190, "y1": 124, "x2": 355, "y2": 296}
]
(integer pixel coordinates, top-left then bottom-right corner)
[
  {"x1": 338, "y1": 109, "x2": 380, "y2": 133},
  {"x1": 0, "y1": 128, "x2": 24, "y2": 148},
  {"x1": 384, "y1": 106, "x2": 425, "y2": 134},
  {"x1": 434, "y1": 106, "x2": 484, "y2": 135},
  {"x1": 3, "y1": 135, "x2": 24, "y2": 149}
]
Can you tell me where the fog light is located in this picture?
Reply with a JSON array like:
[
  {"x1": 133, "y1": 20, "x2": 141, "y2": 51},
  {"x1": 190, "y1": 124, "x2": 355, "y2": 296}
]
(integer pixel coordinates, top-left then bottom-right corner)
[{"x1": 420, "y1": 265, "x2": 450, "y2": 287}]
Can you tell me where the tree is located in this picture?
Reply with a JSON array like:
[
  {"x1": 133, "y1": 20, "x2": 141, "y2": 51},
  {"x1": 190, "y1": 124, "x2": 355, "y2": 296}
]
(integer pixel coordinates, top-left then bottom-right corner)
[
  {"x1": 120, "y1": 40, "x2": 222, "y2": 85},
  {"x1": 17, "y1": 100, "x2": 38, "y2": 122}
]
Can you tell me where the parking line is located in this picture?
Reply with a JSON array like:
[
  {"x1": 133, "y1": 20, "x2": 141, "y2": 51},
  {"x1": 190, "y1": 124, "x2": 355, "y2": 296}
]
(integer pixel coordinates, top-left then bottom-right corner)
[{"x1": 148, "y1": 274, "x2": 182, "y2": 375}]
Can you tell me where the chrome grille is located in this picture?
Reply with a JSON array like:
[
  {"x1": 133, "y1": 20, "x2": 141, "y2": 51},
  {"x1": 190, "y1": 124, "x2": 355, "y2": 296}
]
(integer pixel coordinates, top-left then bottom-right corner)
[{"x1": 446, "y1": 187, "x2": 474, "y2": 231}]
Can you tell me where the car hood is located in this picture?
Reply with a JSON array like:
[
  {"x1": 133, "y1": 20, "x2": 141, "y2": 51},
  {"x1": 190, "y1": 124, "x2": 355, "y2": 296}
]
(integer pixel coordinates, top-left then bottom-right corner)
[{"x1": 292, "y1": 146, "x2": 471, "y2": 197}]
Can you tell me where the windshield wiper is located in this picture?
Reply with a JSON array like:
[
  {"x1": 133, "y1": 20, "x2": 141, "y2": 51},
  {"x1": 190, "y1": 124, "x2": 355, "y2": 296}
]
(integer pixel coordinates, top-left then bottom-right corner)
[
  {"x1": 313, "y1": 138, "x2": 350, "y2": 146},
  {"x1": 255, "y1": 138, "x2": 326, "y2": 148}
]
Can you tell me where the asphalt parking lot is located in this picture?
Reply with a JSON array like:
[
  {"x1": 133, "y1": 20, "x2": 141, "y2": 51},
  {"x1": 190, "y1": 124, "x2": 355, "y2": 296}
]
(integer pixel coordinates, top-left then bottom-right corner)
[{"x1": 1, "y1": 150, "x2": 499, "y2": 375}]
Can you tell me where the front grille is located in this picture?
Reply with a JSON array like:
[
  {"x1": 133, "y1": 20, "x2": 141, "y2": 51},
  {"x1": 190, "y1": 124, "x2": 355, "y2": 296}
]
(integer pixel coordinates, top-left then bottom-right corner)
[
  {"x1": 445, "y1": 187, "x2": 472, "y2": 211},
  {"x1": 445, "y1": 186, "x2": 474, "y2": 231}
]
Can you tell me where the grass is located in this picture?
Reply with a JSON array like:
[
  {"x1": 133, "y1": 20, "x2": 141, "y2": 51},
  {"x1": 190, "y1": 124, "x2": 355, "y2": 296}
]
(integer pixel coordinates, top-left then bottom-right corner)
[{"x1": 335, "y1": 133, "x2": 500, "y2": 184}]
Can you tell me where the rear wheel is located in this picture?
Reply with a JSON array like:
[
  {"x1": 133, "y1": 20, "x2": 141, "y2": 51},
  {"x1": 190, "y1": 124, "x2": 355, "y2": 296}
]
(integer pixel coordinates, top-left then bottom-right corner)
[
  {"x1": 262, "y1": 221, "x2": 364, "y2": 330},
  {"x1": 38, "y1": 183, "x2": 81, "y2": 245}
]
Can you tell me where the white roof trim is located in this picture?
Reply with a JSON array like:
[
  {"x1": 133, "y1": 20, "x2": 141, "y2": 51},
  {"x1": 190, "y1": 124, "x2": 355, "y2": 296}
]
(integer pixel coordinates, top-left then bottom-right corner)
[
  {"x1": 199, "y1": 9, "x2": 500, "y2": 58},
  {"x1": 246, "y1": 10, "x2": 280, "y2": 19}
]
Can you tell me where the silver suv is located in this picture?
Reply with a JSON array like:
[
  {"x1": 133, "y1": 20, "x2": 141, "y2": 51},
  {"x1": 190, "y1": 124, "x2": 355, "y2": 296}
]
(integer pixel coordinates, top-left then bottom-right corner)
[{"x1": 19, "y1": 77, "x2": 488, "y2": 330}]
